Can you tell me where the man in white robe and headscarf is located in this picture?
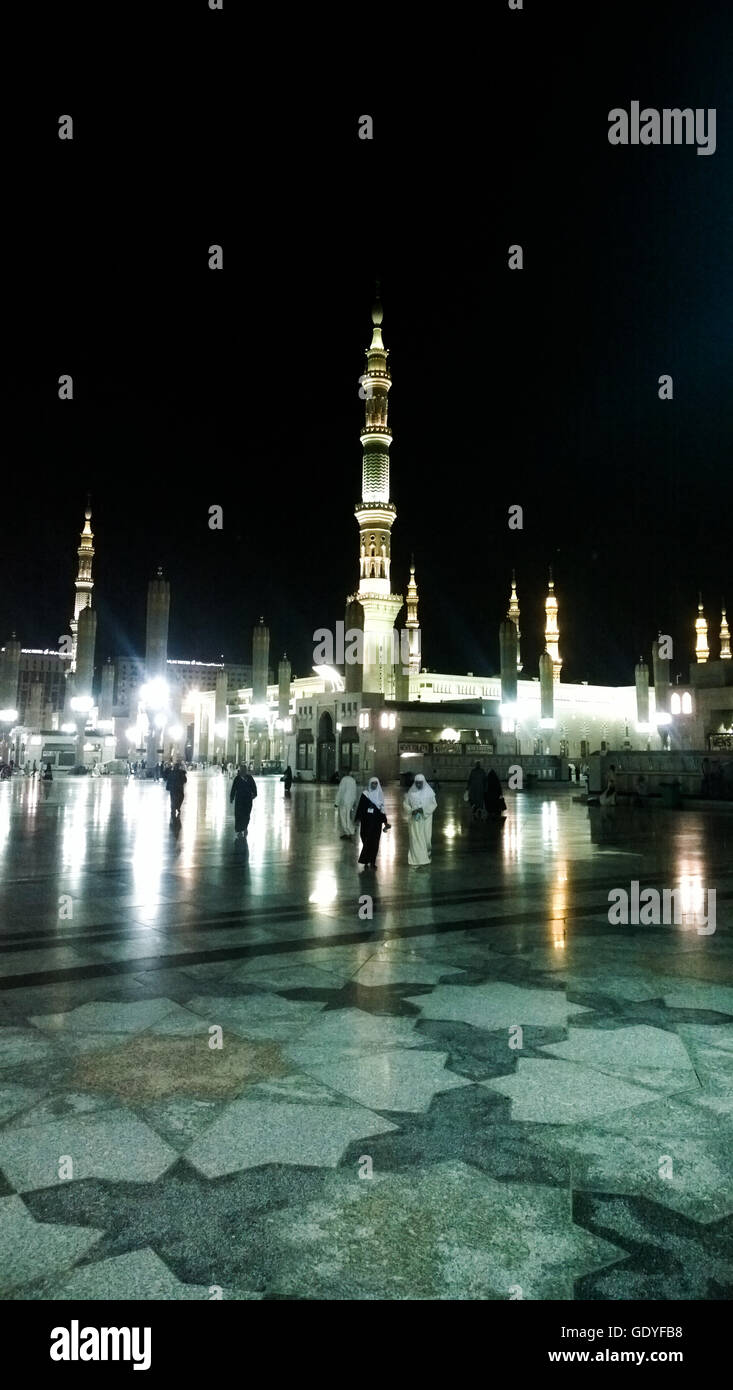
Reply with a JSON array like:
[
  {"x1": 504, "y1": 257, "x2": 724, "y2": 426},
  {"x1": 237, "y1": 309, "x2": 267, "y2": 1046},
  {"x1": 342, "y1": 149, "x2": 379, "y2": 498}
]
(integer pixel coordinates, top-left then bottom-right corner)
[
  {"x1": 404, "y1": 774, "x2": 437, "y2": 867},
  {"x1": 335, "y1": 771, "x2": 358, "y2": 838}
]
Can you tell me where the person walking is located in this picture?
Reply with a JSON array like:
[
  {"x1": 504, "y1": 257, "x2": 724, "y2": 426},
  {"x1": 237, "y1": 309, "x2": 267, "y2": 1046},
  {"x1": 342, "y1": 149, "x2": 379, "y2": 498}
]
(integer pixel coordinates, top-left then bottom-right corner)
[
  {"x1": 335, "y1": 771, "x2": 358, "y2": 837},
  {"x1": 166, "y1": 758, "x2": 187, "y2": 822},
  {"x1": 230, "y1": 763, "x2": 257, "y2": 839},
  {"x1": 466, "y1": 761, "x2": 486, "y2": 819},
  {"x1": 283, "y1": 764, "x2": 293, "y2": 796},
  {"x1": 404, "y1": 773, "x2": 437, "y2": 867},
  {"x1": 484, "y1": 768, "x2": 506, "y2": 816},
  {"x1": 353, "y1": 777, "x2": 388, "y2": 868}
]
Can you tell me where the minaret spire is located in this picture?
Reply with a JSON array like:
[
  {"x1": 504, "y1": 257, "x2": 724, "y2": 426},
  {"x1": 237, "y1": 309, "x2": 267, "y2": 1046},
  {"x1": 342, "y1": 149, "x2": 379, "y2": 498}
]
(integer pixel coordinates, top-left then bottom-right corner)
[
  {"x1": 695, "y1": 593, "x2": 709, "y2": 663},
  {"x1": 721, "y1": 603, "x2": 731, "y2": 660},
  {"x1": 544, "y1": 568, "x2": 562, "y2": 681},
  {"x1": 69, "y1": 501, "x2": 95, "y2": 672},
  {"x1": 405, "y1": 558, "x2": 421, "y2": 675},
  {"x1": 350, "y1": 294, "x2": 404, "y2": 695},
  {"x1": 507, "y1": 569, "x2": 522, "y2": 671}
]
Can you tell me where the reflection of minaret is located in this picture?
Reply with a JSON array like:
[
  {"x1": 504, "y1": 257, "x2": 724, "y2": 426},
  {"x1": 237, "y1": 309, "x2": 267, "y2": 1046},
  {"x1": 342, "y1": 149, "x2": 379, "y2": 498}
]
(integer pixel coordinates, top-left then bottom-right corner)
[
  {"x1": 544, "y1": 568, "x2": 562, "y2": 680},
  {"x1": 405, "y1": 558, "x2": 421, "y2": 675},
  {"x1": 721, "y1": 605, "x2": 731, "y2": 660},
  {"x1": 695, "y1": 593, "x2": 709, "y2": 663},
  {"x1": 507, "y1": 570, "x2": 522, "y2": 671},
  {"x1": 70, "y1": 501, "x2": 94, "y2": 672},
  {"x1": 349, "y1": 294, "x2": 404, "y2": 694},
  {"x1": 145, "y1": 567, "x2": 171, "y2": 679}
]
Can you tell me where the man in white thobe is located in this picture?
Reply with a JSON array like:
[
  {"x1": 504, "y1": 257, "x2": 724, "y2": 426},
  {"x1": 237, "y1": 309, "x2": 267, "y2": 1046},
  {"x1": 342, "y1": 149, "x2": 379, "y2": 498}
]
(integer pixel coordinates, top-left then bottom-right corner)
[
  {"x1": 404, "y1": 774, "x2": 438, "y2": 867},
  {"x1": 335, "y1": 772, "x2": 358, "y2": 838}
]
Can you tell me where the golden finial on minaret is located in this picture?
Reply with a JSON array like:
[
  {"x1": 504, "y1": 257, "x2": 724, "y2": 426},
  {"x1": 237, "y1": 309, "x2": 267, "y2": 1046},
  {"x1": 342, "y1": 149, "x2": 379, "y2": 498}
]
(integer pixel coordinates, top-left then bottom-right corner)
[
  {"x1": 720, "y1": 604, "x2": 731, "y2": 660},
  {"x1": 507, "y1": 569, "x2": 522, "y2": 671},
  {"x1": 695, "y1": 593, "x2": 709, "y2": 663},
  {"x1": 544, "y1": 567, "x2": 562, "y2": 680}
]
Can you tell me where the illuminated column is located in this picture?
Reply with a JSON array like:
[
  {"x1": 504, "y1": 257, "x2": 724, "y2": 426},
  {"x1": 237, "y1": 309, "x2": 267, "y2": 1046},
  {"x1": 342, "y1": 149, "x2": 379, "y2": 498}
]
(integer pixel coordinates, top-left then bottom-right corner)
[
  {"x1": 720, "y1": 606, "x2": 731, "y2": 660},
  {"x1": 652, "y1": 636, "x2": 672, "y2": 747},
  {"x1": 278, "y1": 655, "x2": 291, "y2": 761},
  {"x1": 69, "y1": 502, "x2": 95, "y2": 672},
  {"x1": 635, "y1": 658, "x2": 650, "y2": 726},
  {"x1": 344, "y1": 598, "x2": 364, "y2": 693},
  {"x1": 499, "y1": 620, "x2": 518, "y2": 710},
  {"x1": 145, "y1": 568, "x2": 171, "y2": 679},
  {"x1": 73, "y1": 605, "x2": 97, "y2": 765},
  {"x1": 544, "y1": 570, "x2": 562, "y2": 681},
  {"x1": 695, "y1": 594, "x2": 709, "y2": 663},
  {"x1": 539, "y1": 651, "x2": 555, "y2": 727},
  {"x1": 507, "y1": 571, "x2": 522, "y2": 671},
  {"x1": 99, "y1": 658, "x2": 115, "y2": 718},
  {"x1": 250, "y1": 618, "x2": 270, "y2": 771},
  {"x1": 252, "y1": 618, "x2": 270, "y2": 707},
  {"x1": 0, "y1": 633, "x2": 21, "y2": 715},
  {"x1": 350, "y1": 295, "x2": 403, "y2": 694}
]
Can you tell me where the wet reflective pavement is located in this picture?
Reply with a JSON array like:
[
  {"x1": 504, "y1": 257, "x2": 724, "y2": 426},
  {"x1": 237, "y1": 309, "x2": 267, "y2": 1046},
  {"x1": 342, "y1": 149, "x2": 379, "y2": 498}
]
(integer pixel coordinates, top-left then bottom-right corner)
[{"x1": 1, "y1": 772, "x2": 732, "y2": 1299}]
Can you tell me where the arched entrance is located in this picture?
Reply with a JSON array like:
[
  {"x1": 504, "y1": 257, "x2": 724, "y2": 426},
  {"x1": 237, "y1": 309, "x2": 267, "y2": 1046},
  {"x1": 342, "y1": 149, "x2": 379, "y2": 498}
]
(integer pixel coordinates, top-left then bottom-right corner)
[{"x1": 317, "y1": 711, "x2": 336, "y2": 782}]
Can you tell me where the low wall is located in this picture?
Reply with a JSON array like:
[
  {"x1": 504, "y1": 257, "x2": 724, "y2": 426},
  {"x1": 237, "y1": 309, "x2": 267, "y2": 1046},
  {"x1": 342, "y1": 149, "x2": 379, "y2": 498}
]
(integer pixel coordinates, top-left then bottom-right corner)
[{"x1": 591, "y1": 750, "x2": 733, "y2": 799}]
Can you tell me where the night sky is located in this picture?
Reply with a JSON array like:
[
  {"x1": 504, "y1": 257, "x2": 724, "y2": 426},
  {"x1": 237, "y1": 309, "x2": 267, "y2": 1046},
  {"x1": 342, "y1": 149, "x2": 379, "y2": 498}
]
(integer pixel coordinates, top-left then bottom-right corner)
[{"x1": 5, "y1": 2, "x2": 733, "y2": 687}]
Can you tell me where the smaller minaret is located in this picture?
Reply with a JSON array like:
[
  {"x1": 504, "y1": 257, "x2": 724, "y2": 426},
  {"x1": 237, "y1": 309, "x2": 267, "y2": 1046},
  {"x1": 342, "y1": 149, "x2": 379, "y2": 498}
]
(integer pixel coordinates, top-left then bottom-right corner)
[
  {"x1": 544, "y1": 568, "x2": 562, "y2": 680},
  {"x1": 507, "y1": 570, "x2": 522, "y2": 671},
  {"x1": 720, "y1": 605, "x2": 731, "y2": 660},
  {"x1": 405, "y1": 558, "x2": 421, "y2": 675},
  {"x1": 695, "y1": 593, "x2": 709, "y2": 663},
  {"x1": 70, "y1": 500, "x2": 95, "y2": 672}
]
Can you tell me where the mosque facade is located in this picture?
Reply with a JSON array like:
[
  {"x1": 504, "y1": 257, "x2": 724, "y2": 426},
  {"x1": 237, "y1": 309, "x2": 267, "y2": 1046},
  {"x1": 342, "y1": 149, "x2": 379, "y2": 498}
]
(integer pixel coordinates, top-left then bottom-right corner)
[{"x1": 2, "y1": 300, "x2": 733, "y2": 781}]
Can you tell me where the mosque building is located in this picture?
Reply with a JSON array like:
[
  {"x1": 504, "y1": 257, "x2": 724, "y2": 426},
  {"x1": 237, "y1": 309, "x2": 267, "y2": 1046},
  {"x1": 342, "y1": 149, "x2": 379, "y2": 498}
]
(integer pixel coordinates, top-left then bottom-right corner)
[{"x1": 2, "y1": 297, "x2": 733, "y2": 781}]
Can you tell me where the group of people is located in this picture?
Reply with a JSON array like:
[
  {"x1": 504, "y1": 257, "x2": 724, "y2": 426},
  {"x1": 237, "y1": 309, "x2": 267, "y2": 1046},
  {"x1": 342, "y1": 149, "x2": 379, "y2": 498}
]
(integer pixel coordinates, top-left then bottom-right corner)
[
  {"x1": 335, "y1": 771, "x2": 438, "y2": 868},
  {"x1": 465, "y1": 762, "x2": 507, "y2": 819}
]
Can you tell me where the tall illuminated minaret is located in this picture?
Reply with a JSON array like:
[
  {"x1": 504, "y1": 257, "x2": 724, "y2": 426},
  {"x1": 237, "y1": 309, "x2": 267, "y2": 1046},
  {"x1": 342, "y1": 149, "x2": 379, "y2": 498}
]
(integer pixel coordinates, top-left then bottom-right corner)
[
  {"x1": 350, "y1": 293, "x2": 403, "y2": 694},
  {"x1": 695, "y1": 594, "x2": 709, "y2": 663},
  {"x1": 544, "y1": 568, "x2": 562, "y2": 681},
  {"x1": 405, "y1": 557, "x2": 421, "y2": 676},
  {"x1": 69, "y1": 501, "x2": 95, "y2": 672},
  {"x1": 720, "y1": 605, "x2": 731, "y2": 660},
  {"x1": 507, "y1": 570, "x2": 522, "y2": 671}
]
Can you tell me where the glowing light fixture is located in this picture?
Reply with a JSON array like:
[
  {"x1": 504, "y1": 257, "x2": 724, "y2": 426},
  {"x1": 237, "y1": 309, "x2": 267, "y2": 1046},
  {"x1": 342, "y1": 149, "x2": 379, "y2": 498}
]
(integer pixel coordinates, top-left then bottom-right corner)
[
  {"x1": 440, "y1": 727, "x2": 460, "y2": 742},
  {"x1": 168, "y1": 724, "x2": 184, "y2": 741},
  {"x1": 140, "y1": 678, "x2": 168, "y2": 710},
  {"x1": 215, "y1": 722, "x2": 228, "y2": 738},
  {"x1": 70, "y1": 695, "x2": 94, "y2": 713},
  {"x1": 313, "y1": 664, "x2": 345, "y2": 691},
  {"x1": 61, "y1": 722, "x2": 76, "y2": 734},
  {"x1": 540, "y1": 717, "x2": 556, "y2": 729},
  {"x1": 0, "y1": 708, "x2": 18, "y2": 722},
  {"x1": 654, "y1": 711, "x2": 672, "y2": 726}
]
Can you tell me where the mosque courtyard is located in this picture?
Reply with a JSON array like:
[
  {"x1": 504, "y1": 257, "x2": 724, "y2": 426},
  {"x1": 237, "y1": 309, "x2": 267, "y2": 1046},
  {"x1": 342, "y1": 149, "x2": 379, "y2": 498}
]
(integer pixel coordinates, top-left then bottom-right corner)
[{"x1": 0, "y1": 771, "x2": 732, "y2": 1301}]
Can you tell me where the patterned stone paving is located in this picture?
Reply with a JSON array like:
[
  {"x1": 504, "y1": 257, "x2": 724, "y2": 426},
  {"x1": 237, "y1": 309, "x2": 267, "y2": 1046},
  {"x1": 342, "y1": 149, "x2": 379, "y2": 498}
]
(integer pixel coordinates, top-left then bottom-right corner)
[{"x1": 1, "y1": 774, "x2": 732, "y2": 1298}]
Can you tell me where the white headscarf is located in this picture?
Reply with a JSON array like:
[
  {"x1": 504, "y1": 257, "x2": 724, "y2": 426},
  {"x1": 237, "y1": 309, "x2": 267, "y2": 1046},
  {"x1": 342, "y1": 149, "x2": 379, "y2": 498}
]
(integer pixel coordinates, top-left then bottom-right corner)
[
  {"x1": 364, "y1": 777, "x2": 385, "y2": 811},
  {"x1": 405, "y1": 774, "x2": 437, "y2": 813}
]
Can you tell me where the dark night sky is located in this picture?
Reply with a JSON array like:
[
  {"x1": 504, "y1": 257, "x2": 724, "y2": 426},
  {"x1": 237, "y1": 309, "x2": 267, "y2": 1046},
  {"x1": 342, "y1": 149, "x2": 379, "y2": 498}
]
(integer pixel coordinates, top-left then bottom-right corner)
[{"x1": 4, "y1": 2, "x2": 733, "y2": 687}]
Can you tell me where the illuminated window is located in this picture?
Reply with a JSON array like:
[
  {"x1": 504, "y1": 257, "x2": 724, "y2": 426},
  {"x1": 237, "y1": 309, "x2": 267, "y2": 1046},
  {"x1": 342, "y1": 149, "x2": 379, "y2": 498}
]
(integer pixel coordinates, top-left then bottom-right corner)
[
  {"x1": 671, "y1": 693, "x2": 681, "y2": 714},
  {"x1": 682, "y1": 692, "x2": 692, "y2": 714}
]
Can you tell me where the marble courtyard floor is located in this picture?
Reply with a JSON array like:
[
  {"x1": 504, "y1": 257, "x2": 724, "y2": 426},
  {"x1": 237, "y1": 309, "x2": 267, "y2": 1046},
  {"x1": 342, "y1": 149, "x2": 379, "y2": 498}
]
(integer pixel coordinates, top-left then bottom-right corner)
[{"x1": 0, "y1": 772, "x2": 732, "y2": 1301}]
